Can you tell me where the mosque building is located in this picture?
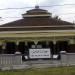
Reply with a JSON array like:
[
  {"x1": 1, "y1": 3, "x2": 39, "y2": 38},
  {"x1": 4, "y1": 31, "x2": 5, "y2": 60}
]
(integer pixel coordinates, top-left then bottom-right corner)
[{"x1": 0, "y1": 6, "x2": 75, "y2": 60}]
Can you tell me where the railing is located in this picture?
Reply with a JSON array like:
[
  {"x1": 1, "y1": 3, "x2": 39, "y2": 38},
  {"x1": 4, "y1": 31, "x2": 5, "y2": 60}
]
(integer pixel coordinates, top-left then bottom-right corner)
[
  {"x1": 0, "y1": 54, "x2": 22, "y2": 65},
  {"x1": 0, "y1": 52, "x2": 75, "y2": 67}
]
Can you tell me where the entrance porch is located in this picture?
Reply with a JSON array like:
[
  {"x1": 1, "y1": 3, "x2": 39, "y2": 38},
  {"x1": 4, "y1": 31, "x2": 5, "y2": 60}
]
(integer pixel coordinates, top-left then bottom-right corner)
[{"x1": 0, "y1": 36, "x2": 74, "y2": 60}]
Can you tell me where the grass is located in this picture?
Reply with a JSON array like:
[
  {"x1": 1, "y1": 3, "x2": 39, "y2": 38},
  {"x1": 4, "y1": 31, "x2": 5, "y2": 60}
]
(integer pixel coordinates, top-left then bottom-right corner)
[{"x1": 0, "y1": 66, "x2": 75, "y2": 75}]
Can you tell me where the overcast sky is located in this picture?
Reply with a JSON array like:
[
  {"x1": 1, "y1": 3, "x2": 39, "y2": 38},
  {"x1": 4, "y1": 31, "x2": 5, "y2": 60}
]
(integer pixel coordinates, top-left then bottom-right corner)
[{"x1": 0, "y1": 0, "x2": 75, "y2": 25}]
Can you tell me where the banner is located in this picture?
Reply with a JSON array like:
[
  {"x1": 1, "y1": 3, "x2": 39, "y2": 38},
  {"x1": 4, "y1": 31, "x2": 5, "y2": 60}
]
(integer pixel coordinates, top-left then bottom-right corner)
[{"x1": 29, "y1": 48, "x2": 51, "y2": 59}]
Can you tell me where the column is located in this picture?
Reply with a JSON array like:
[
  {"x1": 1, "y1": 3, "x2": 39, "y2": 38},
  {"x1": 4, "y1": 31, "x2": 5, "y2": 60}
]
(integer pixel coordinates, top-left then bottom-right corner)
[
  {"x1": 16, "y1": 41, "x2": 19, "y2": 46},
  {"x1": 53, "y1": 40, "x2": 56, "y2": 54},
  {"x1": 15, "y1": 41, "x2": 21, "y2": 54},
  {"x1": 0, "y1": 41, "x2": 3, "y2": 54},
  {"x1": 2, "y1": 42, "x2": 6, "y2": 54},
  {"x1": 69, "y1": 38, "x2": 75, "y2": 44}
]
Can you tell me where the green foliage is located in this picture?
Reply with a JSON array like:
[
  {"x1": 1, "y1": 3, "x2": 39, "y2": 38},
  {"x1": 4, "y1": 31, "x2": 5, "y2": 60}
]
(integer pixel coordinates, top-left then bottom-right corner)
[{"x1": 0, "y1": 66, "x2": 75, "y2": 75}]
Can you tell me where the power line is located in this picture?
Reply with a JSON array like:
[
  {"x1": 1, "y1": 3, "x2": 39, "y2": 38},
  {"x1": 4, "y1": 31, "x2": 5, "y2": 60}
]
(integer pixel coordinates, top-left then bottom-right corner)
[
  {"x1": 2, "y1": 17, "x2": 21, "y2": 18},
  {"x1": 0, "y1": 7, "x2": 33, "y2": 10},
  {"x1": 0, "y1": 4, "x2": 75, "y2": 10},
  {"x1": 40, "y1": 4, "x2": 75, "y2": 7},
  {"x1": 56, "y1": 13, "x2": 75, "y2": 16}
]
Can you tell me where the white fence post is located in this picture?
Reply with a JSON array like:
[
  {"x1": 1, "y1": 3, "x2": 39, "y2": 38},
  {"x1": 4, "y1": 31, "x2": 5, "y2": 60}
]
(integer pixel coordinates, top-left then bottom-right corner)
[
  {"x1": 60, "y1": 51, "x2": 68, "y2": 66},
  {"x1": 0, "y1": 54, "x2": 22, "y2": 66}
]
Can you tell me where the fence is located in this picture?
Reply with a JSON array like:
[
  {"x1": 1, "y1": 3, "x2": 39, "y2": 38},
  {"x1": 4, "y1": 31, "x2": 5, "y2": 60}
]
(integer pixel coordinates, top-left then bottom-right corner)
[
  {"x1": 60, "y1": 52, "x2": 75, "y2": 66},
  {"x1": 0, "y1": 52, "x2": 75, "y2": 68},
  {"x1": 0, "y1": 54, "x2": 22, "y2": 66}
]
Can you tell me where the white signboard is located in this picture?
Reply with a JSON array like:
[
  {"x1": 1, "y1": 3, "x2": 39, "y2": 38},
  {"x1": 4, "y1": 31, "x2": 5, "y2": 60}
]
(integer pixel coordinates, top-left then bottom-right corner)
[{"x1": 29, "y1": 48, "x2": 51, "y2": 59}]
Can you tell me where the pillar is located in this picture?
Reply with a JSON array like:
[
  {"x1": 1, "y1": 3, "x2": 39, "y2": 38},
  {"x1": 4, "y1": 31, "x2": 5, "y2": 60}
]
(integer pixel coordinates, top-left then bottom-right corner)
[
  {"x1": 69, "y1": 39, "x2": 75, "y2": 44},
  {"x1": 2, "y1": 42, "x2": 6, "y2": 54},
  {"x1": 53, "y1": 40, "x2": 56, "y2": 54},
  {"x1": 16, "y1": 41, "x2": 19, "y2": 46},
  {"x1": 0, "y1": 41, "x2": 4, "y2": 54},
  {"x1": 15, "y1": 41, "x2": 21, "y2": 54},
  {"x1": 53, "y1": 40, "x2": 56, "y2": 45}
]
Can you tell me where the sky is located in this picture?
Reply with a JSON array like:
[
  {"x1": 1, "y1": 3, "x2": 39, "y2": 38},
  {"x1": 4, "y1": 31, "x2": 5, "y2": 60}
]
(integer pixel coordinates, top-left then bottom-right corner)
[{"x1": 0, "y1": 0, "x2": 75, "y2": 25}]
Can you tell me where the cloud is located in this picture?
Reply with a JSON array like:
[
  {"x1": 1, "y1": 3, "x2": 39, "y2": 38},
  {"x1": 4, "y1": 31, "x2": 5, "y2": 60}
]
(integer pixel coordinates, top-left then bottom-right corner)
[
  {"x1": 56, "y1": 0, "x2": 75, "y2": 22},
  {"x1": 0, "y1": 0, "x2": 75, "y2": 25}
]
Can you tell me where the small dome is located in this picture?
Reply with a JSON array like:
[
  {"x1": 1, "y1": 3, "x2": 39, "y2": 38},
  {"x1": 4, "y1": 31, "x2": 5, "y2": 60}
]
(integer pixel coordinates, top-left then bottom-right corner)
[
  {"x1": 22, "y1": 6, "x2": 52, "y2": 18},
  {"x1": 35, "y1": 5, "x2": 39, "y2": 9}
]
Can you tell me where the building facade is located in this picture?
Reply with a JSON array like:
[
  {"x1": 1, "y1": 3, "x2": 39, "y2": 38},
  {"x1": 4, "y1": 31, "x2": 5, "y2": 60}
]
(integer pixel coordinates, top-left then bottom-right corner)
[{"x1": 0, "y1": 6, "x2": 75, "y2": 60}]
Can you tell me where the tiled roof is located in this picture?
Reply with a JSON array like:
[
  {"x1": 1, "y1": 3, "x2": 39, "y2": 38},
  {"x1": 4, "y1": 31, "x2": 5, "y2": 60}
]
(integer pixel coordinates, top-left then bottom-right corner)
[
  {"x1": 0, "y1": 6, "x2": 74, "y2": 31},
  {"x1": 1, "y1": 17, "x2": 73, "y2": 27}
]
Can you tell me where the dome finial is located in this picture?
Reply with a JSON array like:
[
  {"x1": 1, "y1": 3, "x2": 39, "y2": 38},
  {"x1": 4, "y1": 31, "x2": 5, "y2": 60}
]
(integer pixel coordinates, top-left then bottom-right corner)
[{"x1": 35, "y1": 5, "x2": 39, "y2": 9}]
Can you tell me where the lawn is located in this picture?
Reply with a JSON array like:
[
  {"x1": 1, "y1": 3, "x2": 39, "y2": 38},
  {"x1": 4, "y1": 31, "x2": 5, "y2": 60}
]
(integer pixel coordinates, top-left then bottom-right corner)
[{"x1": 0, "y1": 66, "x2": 75, "y2": 75}]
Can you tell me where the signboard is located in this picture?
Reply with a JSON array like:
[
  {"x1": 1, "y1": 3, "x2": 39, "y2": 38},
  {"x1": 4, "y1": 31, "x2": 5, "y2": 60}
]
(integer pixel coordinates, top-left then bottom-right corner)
[{"x1": 29, "y1": 48, "x2": 51, "y2": 59}]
